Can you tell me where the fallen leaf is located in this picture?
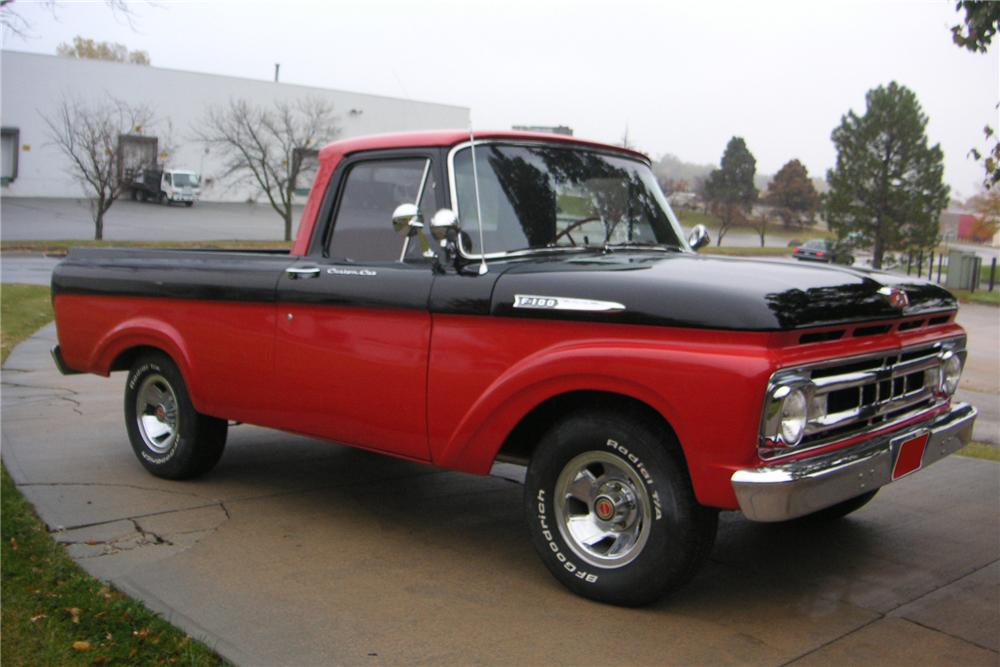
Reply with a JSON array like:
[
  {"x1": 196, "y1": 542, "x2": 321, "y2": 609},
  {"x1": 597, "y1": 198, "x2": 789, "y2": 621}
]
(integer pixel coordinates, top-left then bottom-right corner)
[
  {"x1": 65, "y1": 607, "x2": 81, "y2": 624},
  {"x1": 29, "y1": 614, "x2": 46, "y2": 623},
  {"x1": 72, "y1": 641, "x2": 91, "y2": 651},
  {"x1": 98, "y1": 586, "x2": 112, "y2": 599},
  {"x1": 133, "y1": 628, "x2": 148, "y2": 641},
  {"x1": 93, "y1": 656, "x2": 108, "y2": 665},
  {"x1": 10, "y1": 537, "x2": 17, "y2": 551}
]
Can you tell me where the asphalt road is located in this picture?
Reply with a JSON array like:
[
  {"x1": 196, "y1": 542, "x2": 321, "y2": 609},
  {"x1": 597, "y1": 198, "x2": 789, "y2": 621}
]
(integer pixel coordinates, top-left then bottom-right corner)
[
  {"x1": 0, "y1": 196, "x2": 868, "y2": 252},
  {"x1": 2, "y1": 324, "x2": 998, "y2": 665},
  {"x1": 1, "y1": 197, "x2": 304, "y2": 241}
]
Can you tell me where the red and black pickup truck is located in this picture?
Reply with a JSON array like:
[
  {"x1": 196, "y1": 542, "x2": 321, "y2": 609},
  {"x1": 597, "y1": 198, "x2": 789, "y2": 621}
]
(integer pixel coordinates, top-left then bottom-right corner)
[{"x1": 51, "y1": 130, "x2": 977, "y2": 606}]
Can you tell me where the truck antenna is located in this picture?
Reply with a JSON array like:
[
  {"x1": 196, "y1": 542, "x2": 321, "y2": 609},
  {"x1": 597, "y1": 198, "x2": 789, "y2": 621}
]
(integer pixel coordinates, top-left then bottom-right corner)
[{"x1": 469, "y1": 123, "x2": 488, "y2": 275}]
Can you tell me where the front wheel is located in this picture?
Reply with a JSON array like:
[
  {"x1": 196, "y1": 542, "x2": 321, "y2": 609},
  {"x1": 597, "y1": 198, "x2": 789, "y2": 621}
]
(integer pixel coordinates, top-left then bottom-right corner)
[
  {"x1": 525, "y1": 411, "x2": 717, "y2": 606},
  {"x1": 124, "y1": 352, "x2": 227, "y2": 479}
]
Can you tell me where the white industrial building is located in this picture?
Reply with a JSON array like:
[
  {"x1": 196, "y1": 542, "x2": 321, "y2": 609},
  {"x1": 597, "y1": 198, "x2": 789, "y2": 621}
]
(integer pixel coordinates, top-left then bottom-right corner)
[{"x1": 0, "y1": 50, "x2": 469, "y2": 201}]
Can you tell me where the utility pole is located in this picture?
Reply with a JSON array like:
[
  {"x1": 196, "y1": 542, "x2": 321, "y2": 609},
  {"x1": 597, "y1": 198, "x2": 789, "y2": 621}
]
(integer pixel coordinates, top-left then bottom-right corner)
[{"x1": 274, "y1": 63, "x2": 280, "y2": 82}]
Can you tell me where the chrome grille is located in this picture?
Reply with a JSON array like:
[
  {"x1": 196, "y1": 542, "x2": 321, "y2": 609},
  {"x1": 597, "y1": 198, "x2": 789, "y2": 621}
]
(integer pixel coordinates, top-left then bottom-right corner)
[
  {"x1": 760, "y1": 337, "x2": 966, "y2": 459},
  {"x1": 805, "y1": 346, "x2": 941, "y2": 443}
]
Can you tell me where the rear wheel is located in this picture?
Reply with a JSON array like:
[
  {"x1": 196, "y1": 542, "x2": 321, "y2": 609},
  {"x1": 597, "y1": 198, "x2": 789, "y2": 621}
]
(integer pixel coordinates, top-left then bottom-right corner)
[
  {"x1": 525, "y1": 410, "x2": 717, "y2": 606},
  {"x1": 124, "y1": 352, "x2": 227, "y2": 479}
]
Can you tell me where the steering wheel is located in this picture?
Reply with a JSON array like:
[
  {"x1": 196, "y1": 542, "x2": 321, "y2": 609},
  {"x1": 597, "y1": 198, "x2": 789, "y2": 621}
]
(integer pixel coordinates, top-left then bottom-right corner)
[{"x1": 554, "y1": 217, "x2": 602, "y2": 246}]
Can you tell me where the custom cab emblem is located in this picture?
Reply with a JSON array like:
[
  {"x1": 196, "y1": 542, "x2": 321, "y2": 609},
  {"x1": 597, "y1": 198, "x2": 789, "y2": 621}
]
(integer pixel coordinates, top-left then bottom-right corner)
[
  {"x1": 327, "y1": 267, "x2": 377, "y2": 277},
  {"x1": 877, "y1": 286, "x2": 909, "y2": 310},
  {"x1": 514, "y1": 294, "x2": 626, "y2": 313}
]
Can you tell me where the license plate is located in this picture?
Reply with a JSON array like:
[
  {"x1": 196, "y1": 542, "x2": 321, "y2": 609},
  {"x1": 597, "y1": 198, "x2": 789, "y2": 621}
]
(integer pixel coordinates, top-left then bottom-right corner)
[{"x1": 892, "y1": 432, "x2": 929, "y2": 480}]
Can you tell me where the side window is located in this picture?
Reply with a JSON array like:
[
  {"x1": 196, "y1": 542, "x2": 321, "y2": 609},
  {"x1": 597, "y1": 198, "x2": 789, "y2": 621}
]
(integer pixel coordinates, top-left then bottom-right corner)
[{"x1": 328, "y1": 158, "x2": 433, "y2": 263}]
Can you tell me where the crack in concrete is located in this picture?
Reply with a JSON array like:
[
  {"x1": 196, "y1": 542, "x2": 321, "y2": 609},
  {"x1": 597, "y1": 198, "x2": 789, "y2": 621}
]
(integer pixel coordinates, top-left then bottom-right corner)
[
  {"x1": 19, "y1": 480, "x2": 211, "y2": 501},
  {"x1": 46, "y1": 501, "x2": 227, "y2": 533},
  {"x1": 1, "y1": 379, "x2": 84, "y2": 415},
  {"x1": 903, "y1": 616, "x2": 999, "y2": 654},
  {"x1": 880, "y1": 558, "x2": 1000, "y2": 616},
  {"x1": 777, "y1": 558, "x2": 1000, "y2": 664},
  {"x1": 59, "y1": 519, "x2": 174, "y2": 558},
  {"x1": 777, "y1": 616, "x2": 883, "y2": 666}
]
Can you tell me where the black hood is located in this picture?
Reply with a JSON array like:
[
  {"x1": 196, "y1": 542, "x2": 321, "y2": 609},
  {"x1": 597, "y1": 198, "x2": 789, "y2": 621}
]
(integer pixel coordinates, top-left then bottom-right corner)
[{"x1": 490, "y1": 252, "x2": 957, "y2": 330}]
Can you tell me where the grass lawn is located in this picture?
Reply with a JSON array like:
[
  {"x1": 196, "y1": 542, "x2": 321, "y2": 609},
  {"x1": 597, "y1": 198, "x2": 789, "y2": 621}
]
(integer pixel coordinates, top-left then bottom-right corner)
[
  {"x1": 1, "y1": 239, "x2": 292, "y2": 254},
  {"x1": 675, "y1": 209, "x2": 833, "y2": 243},
  {"x1": 952, "y1": 289, "x2": 1000, "y2": 306},
  {"x1": 699, "y1": 246, "x2": 793, "y2": 257},
  {"x1": 1, "y1": 283, "x2": 226, "y2": 666},
  {"x1": 1, "y1": 284, "x2": 54, "y2": 362},
  {"x1": 956, "y1": 442, "x2": 1000, "y2": 462}
]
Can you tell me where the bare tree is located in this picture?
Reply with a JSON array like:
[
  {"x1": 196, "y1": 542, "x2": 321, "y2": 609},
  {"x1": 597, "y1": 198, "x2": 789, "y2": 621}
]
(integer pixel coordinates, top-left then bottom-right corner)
[
  {"x1": 749, "y1": 210, "x2": 770, "y2": 248},
  {"x1": 43, "y1": 97, "x2": 154, "y2": 240},
  {"x1": 196, "y1": 98, "x2": 338, "y2": 241},
  {"x1": 2, "y1": 1, "x2": 140, "y2": 41}
]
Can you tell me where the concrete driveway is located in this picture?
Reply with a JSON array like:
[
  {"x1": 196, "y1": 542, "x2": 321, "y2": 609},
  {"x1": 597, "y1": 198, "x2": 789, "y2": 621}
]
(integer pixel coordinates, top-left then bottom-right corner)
[{"x1": 2, "y1": 324, "x2": 998, "y2": 666}]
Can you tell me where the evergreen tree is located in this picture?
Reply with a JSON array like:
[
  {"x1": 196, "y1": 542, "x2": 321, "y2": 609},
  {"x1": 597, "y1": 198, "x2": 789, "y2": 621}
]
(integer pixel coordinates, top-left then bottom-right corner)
[
  {"x1": 824, "y1": 82, "x2": 949, "y2": 268},
  {"x1": 765, "y1": 159, "x2": 819, "y2": 228},
  {"x1": 704, "y1": 137, "x2": 758, "y2": 245}
]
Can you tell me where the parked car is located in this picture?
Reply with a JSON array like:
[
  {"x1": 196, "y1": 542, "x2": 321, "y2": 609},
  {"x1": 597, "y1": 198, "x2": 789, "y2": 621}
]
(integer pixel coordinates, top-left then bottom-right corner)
[
  {"x1": 793, "y1": 238, "x2": 855, "y2": 265},
  {"x1": 50, "y1": 130, "x2": 975, "y2": 607}
]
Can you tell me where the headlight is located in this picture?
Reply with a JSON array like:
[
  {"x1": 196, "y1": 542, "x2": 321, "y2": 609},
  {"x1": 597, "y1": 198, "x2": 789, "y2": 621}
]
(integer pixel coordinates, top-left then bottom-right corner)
[
  {"x1": 779, "y1": 387, "x2": 808, "y2": 446},
  {"x1": 940, "y1": 352, "x2": 962, "y2": 396},
  {"x1": 762, "y1": 381, "x2": 814, "y2": 450}
]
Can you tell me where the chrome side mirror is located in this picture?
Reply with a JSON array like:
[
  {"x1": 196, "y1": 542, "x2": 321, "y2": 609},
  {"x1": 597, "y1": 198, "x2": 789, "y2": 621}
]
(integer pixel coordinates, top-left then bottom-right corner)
[
  {"x1": 392, "y1": 203, "x2": 423, "y2": 236},
  {"x1": 430, "y1": 208, "x2": 459, "y2": 242},
  {"x1": 687, "y1": 224, "x2": 710, "y2": 251}
]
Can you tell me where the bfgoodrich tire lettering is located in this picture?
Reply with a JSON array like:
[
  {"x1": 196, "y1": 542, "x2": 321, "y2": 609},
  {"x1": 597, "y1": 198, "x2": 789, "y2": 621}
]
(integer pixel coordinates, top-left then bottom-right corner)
[
  {"x1": 124, "y1": 352, "x2": 227, "y2": 479},
  {"x1": 525, "y1": 410, "x2": 717, "y2": 606}
]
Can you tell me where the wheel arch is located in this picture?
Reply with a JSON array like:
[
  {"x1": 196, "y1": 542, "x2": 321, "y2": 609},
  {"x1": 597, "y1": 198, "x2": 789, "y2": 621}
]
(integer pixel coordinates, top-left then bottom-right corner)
[
  {"x1": 91, "y1": 320, "x2": 203, "y2": 408},
  {"x1": 496, "y1": 390, "x2": 687, "y2": 470}
]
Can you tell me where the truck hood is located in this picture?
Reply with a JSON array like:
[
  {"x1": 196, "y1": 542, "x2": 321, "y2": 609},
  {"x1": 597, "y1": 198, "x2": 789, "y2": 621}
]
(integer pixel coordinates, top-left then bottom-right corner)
[{"x1": 490, "y1": 252, "x2": 957, "y2": 330}]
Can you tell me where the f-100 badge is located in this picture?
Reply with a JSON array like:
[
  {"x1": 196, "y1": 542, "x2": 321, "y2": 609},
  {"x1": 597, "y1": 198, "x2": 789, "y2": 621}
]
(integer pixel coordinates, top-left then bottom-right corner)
[{"x1": 514, "y1": 294, "x2": 626, "y2": 313}]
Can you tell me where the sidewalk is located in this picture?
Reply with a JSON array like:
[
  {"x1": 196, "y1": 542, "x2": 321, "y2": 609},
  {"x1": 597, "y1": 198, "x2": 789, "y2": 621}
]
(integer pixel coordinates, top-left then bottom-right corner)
[{"x1": 2, "y1": 324, "x2": 997, "y2": 665}]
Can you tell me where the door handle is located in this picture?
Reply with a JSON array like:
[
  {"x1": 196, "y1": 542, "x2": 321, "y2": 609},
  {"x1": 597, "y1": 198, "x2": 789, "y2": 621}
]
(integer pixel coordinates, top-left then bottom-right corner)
[{"x1": 286, "y1": 266, "x2": 321, "y2": 280}]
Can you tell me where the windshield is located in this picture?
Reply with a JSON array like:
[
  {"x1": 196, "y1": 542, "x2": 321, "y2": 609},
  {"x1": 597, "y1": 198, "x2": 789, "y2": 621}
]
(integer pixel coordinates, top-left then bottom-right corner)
[
  {"x1": 171, "y1": 172, "x2": 199, "y2": 187},
  {"x1": 451, "y1": 143, "x2": 685, "y2": 255}
]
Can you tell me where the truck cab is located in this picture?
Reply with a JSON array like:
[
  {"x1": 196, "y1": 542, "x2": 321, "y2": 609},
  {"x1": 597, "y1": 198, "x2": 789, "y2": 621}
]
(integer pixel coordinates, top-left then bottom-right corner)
[{"x1": 160, "y1": 169, "x2": 201, "y2": 206}]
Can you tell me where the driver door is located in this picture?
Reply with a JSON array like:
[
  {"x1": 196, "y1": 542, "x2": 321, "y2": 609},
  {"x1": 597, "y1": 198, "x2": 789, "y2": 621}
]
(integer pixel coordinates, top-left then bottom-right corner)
[{"x1": 274, "y1": 153, "x2": 442, "y2": 460}]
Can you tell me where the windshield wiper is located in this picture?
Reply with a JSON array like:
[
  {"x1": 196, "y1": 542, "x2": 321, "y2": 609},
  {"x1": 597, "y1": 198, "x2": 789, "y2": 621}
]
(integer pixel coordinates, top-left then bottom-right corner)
[{"x1": 602, "y1": 241, "x2": 684, "y2": 253}]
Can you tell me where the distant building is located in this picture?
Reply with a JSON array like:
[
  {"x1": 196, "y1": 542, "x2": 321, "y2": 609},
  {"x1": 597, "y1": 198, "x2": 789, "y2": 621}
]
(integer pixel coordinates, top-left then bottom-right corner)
[
  {"x1": 0, "y1": 51, "x2": 469, "y2": 202},
  {"x1": 512, "y1": 124, "x2": 573, "y2": 136}
]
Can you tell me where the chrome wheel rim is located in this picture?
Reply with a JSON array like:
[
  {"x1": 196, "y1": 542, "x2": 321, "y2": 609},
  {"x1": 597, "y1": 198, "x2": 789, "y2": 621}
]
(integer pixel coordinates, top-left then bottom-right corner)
[
  {"x1": 553, "y1": 451, "x2": 653, "y2": 569},
  {"x1": 135, "y1": 374, "x2": 179, "y2": 454}
]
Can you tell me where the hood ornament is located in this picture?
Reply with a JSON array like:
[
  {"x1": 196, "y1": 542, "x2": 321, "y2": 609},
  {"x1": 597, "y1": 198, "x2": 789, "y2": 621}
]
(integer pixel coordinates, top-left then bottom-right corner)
[{"x1": 878, "y1": 286, "x2": 909, "y2": 310}]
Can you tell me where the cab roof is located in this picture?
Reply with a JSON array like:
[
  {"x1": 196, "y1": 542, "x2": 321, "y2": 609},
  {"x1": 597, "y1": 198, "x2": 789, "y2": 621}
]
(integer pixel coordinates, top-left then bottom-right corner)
[{"x1": 318, "y1": 130, "x2": 650, "y2": 165}]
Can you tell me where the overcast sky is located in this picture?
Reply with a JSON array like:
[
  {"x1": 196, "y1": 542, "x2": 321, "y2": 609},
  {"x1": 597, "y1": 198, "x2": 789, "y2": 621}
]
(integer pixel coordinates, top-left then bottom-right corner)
[{"x1": 5, "y1": 0, "x2": 998, "y2": 198}]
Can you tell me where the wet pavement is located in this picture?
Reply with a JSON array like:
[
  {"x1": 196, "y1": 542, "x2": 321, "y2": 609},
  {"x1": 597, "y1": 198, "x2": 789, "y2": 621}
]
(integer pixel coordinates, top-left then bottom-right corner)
[{"x1": 2, "y1": 324, "x2": 997, "y2": 666}]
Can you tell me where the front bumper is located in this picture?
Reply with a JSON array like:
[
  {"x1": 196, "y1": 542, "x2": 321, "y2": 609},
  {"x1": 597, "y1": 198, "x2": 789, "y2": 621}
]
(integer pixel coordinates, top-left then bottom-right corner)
[{"x1": 731, "y1": 402, "x2": 977, "y2": 522}]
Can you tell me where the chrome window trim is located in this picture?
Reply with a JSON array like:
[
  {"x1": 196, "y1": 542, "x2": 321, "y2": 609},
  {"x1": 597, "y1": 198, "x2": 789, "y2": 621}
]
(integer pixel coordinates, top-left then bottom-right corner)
[
  {"x1": 445, "y1": 139, "x2": 690, "y2": 261},
  {"x1": 758, "y1": 335, "x2": 966, "y2": 461}
]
